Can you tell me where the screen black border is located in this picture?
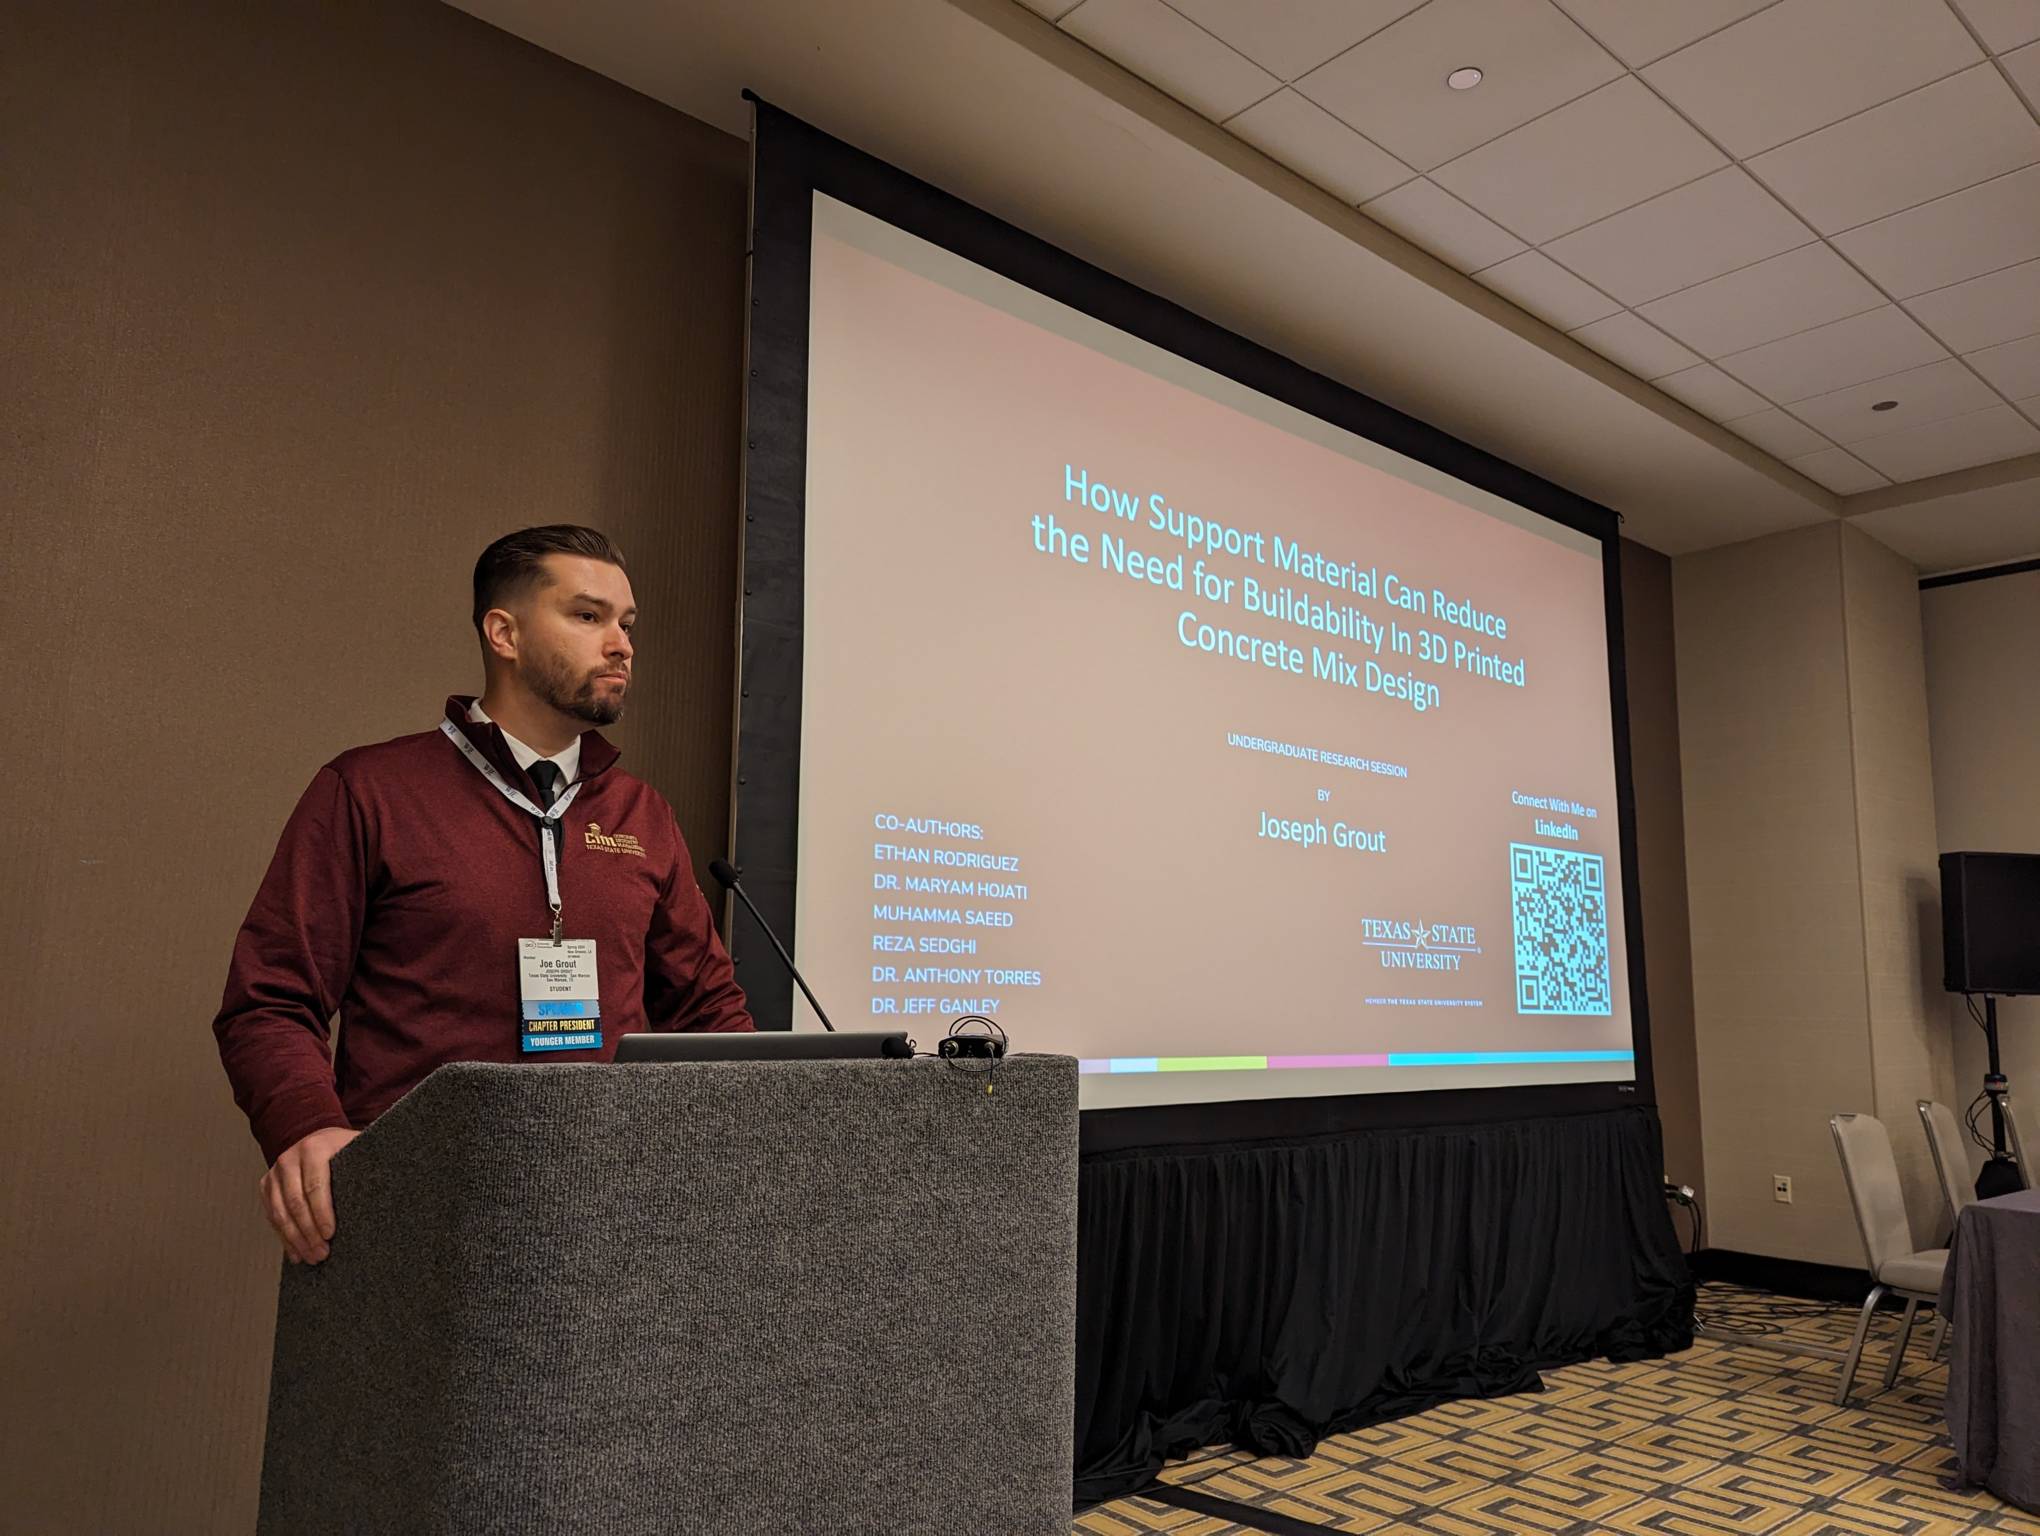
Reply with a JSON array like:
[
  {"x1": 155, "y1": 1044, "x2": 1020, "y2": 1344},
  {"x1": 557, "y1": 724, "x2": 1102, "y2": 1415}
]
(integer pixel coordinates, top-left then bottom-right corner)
[{"x1": 732, "y1": 98, "x2": 1656, "y2": 1154}]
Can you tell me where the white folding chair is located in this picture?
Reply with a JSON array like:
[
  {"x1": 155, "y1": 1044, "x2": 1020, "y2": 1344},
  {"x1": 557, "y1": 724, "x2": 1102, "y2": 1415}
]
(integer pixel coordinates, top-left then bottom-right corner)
[
  {"x1": 1919, "y1": 1099, "x2": 1974, "y2": 1236},
  {"x1": 1830, "y1": 1113, "x2": 1948, "y2": 1405}
]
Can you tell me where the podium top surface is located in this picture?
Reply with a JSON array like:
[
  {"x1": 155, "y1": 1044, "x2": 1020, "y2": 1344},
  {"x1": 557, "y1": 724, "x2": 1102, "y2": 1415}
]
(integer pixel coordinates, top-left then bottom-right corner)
[{"x1": 329, "y1": 1053, "x2": 1079, "y2": 1191}]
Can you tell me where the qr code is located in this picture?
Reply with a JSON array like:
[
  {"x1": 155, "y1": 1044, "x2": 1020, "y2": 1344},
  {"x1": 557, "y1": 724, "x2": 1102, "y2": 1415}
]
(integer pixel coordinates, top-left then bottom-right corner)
[{"x1": 1510, "y1": 843, "x2": 1611, "y2": 1016}]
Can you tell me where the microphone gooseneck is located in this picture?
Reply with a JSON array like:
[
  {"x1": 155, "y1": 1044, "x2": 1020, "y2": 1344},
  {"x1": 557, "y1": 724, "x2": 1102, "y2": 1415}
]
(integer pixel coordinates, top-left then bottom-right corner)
[{"x1": 709, "y1": 858, "x2": 839, "y2": 1033}]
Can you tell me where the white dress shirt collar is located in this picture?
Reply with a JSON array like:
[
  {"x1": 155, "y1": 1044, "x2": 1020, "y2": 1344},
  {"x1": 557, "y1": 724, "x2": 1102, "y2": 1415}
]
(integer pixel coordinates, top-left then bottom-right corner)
[{"x1": 467, "y1": 699, "x2": 581, "y2": 787}]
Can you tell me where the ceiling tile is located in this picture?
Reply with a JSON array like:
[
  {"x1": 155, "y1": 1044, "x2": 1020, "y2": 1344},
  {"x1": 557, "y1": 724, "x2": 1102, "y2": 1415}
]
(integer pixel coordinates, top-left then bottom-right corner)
[
  {"x1": 1294, "y1": 0, "x2": 1622, "y2": 171},
  {"x1": 1951, "y1": 0, "x2": 2040, "y2": 53},
  {"x1": 1431, "y1": 77, "x2": 1725, "y2": 244},
  {"x1": 1642, "y1": 0, "x2": 1982, "y2": 158},
  {"x1": 1550, "y1": 0, "x2": 1779, "y2": 67},
  {"x1": 1361, "y1": 178, "x2": 1526, "y2": 270},
  {"x1": 1833, "y1": 162, "x2": 2040, "y2": 297},
  {"x1": 1967, "y1": 332, "x2": 2040, "y2": 398},
  {"x1": 2005, "y1": 40, "x2": 2040, "y2": 103},
  {"x1": 1473, "y1": 250, "x2": 1621, "y2": 329},
  {"x1": 1790, "y1": 447, "x2": 1890, "y2": 493},
  {"x1": 1062, "y1": 0, "x2": 1280, "y2": 120},
  {"x1": 1747, "y1": 66, "x2": 2040, "y2": 236},
  {"x1": 1903, "y1": 259, "x2": 2040, "y2": 352},
  {"x1": 1786, "y1": 358, "x2": 2003, "y2": 443},
  {"x1": 1543, "y1": 168, "x2": 1812, "y2": 307},
  {"x1": 1224, "y1": 89, "x2": 1412, "y2": 203},
  {"x1": 1851, "y1": 478, "x2": 2040, "y2": 572},
  {"x1": 1163, "y1": 0, "x2": 1428, "y2": 81},
  {"x1": 2021, "y1": 394, "x2": 2040, "y2": 425},
  {"x1": 1640, "y1": 244, "x2": 1884, "y2": 358},
  {"x1": 1847, "y1": 404, "x2": 2040, "y2": 480},
  {"x1": 1569, "y1": 312, "x2": 1702, "y2": 379},
  {"x1": 1724, "y1": 407, "x2": 1832, "y2": 458},
  {"x1": 1718, "y1": 305, "x2": 1950, "y2": 402},
  {"x1": 1654, "y1": 363, "x2": 1773, "y2": 421},
  {"x1": 1017, "y1": 0, "x2": 1084, "y2": 17}
]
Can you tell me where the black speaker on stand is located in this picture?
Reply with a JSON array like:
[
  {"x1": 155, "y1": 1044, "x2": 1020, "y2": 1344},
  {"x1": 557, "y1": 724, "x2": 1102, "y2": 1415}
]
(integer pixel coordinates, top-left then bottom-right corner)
[{"x1": 1941, "y1": 851, "x2": 2037, "y2": 1199}]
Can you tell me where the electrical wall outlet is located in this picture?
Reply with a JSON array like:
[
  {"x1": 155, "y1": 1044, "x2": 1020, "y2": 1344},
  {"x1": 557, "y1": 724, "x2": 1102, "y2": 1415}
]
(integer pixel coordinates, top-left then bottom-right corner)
[{"x1": 1772, "y1": 1174, "x2": 1793, "y2": 1204}]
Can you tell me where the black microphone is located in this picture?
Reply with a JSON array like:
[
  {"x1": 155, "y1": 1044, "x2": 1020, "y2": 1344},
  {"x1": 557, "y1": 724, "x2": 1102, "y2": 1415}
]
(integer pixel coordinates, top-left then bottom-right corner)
[{"x1": 708, "y1": 858, "x2": 838, "y2": 1033}]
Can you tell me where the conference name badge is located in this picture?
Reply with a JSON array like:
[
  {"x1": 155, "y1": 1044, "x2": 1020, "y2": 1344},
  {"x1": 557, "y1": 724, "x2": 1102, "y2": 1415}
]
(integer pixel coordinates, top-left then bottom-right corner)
[{"x1": 518, "y1": 938, "x2": 602, "y2": 1053}]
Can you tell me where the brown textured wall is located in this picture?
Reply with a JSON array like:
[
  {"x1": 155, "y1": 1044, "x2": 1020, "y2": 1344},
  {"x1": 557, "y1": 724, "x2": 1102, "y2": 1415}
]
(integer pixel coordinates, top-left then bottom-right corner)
[
  {"x1": 1620, "y1": 539, "x2": 1703, "y2": 1207},
  {"x1": 0, "y1": 2, "x2": 747, "y2": 1528}
]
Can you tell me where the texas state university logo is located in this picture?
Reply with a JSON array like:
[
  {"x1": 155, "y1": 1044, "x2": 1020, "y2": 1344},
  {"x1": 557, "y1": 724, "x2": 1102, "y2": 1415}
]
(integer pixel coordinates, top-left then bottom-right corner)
[{"x1": 583, "y1": 822, "x2": 645, "y2": 857}]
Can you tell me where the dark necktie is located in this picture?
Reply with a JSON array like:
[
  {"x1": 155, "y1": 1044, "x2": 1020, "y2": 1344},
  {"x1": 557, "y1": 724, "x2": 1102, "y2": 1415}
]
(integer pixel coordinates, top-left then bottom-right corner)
[{"x1": 528, "y1": 760, "x2": 564, "y2": 812}]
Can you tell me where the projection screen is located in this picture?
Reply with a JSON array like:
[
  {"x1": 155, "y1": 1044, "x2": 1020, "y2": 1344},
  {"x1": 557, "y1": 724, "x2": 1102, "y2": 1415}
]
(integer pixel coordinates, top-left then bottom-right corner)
[{"x1": 775, "y1": 191, "x2": 1642, "y2": 1112}]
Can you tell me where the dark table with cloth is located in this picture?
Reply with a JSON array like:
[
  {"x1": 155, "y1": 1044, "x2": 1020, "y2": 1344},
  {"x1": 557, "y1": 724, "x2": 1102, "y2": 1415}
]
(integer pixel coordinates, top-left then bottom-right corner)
[{"x1": 1940, "y1": 1188, "x2": 2040, "y2": 1513}]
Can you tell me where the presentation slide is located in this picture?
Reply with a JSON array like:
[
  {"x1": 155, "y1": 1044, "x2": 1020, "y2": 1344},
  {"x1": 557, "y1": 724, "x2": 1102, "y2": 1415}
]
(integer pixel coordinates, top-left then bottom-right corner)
[{"x1": 794, "y1": 194, "x2": 1635, "y2": 1109}]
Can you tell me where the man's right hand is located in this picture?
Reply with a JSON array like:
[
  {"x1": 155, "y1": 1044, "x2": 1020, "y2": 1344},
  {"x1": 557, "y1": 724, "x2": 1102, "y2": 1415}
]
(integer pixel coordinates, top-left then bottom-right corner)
[{"x1": 260, "y1": 1126, "x2": 361, "y2": 1264}]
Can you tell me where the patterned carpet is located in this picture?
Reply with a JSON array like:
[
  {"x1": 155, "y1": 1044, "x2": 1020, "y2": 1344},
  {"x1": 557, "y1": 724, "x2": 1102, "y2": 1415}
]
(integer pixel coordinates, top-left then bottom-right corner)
[{"x1": 1075, "y1": 1283, "x2": 2034, "y2": 1535}]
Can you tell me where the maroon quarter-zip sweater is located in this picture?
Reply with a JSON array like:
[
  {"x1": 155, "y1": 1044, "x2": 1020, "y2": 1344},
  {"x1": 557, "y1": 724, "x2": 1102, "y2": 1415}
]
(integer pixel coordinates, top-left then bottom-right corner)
[{"x1": 215, "y1": 697, "x2": 753, "y2": 1164}]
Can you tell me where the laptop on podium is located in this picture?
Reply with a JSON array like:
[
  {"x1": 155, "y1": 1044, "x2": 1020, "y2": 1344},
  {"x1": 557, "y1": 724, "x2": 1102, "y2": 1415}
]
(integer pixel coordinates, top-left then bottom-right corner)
[{"x1": 614, "y1": 1031, "x2": 912, "y2": 1063}]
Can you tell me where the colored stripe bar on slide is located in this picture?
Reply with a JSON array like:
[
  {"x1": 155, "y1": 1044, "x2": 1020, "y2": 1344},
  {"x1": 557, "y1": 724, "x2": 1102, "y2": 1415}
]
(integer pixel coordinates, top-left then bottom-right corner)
[
  {"x1": 1387, "y1": 1050, "x2": 1635, "y2": 1066},
  {"x1": 1081, "y1": 1056, "x2": 1270, "y2": 1074},
  {"x1": 1079, "y1": 1049, "x2": 1633, "y2": 1073}
]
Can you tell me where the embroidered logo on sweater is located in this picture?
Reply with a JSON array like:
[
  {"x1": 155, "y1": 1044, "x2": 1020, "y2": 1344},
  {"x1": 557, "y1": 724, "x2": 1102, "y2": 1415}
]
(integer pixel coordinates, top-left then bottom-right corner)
[{"x1": 583, "y1": 822, "x2": 645, "y2": 857}]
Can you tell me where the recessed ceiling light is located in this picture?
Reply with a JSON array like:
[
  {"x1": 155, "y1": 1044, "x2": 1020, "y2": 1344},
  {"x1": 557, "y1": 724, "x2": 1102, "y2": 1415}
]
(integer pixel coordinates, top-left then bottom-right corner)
[
  {"x1": 1871, "y1": 400, "x2": 1899, "y2": 412},
  {"x1": 1447, "y1": 67, "x2": 1484, "y2": 91}
]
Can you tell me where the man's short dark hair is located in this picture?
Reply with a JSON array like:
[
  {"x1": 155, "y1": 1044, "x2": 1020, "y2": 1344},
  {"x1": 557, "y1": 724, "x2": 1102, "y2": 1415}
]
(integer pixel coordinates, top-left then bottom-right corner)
[{"x1": 472, "y1": 525, "x2": 627, "y2": 633}]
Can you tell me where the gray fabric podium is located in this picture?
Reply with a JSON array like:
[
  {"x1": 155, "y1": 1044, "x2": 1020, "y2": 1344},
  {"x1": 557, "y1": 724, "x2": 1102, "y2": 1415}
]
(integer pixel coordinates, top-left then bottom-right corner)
[{"x1": 258, "y1": 1056, "x2": 1079, "y2": 1535}]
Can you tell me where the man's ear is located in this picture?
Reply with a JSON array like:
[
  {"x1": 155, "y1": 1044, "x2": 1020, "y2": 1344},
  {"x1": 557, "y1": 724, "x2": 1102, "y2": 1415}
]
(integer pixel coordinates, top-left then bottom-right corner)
[{"x1": 480, "y1": 608, "x2": 519, "y2": 663}]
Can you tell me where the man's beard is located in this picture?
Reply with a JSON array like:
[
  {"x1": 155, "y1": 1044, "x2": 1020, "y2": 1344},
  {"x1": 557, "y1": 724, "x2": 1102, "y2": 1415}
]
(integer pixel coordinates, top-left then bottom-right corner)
[{"x1": 530, "y1": 650, "x2": 627, "y2": 726}]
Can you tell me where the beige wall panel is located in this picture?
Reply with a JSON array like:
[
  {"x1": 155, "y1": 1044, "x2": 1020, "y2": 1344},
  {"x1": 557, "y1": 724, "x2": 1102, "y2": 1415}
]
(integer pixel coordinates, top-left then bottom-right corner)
[
  {"x1": 1841, "y1": 526, "x2": 1956, "y2": 1243},
  {"x1": 1677, "y1": 519, "x2": 1963, "y2": 1267},
  {"x1": 1675, "y1": 524, "x2": 1868, "y2": 1265},
  {"x1": 1922, "y1": 566, "x2": 2040, "y2": 1184}
]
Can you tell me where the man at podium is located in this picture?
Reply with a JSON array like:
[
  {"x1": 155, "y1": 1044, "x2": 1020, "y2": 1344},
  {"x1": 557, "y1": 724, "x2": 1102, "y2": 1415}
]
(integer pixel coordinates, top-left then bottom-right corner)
[{"x1": 213, "y1": 525, "x2": 754, "y2": 1268}]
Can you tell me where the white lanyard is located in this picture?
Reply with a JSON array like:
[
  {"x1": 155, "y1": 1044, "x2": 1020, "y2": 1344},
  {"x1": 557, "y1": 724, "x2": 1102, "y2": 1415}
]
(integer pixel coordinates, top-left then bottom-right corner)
[{"x1": 439, "y1": 719, "x2": 585, "y2": 943}]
